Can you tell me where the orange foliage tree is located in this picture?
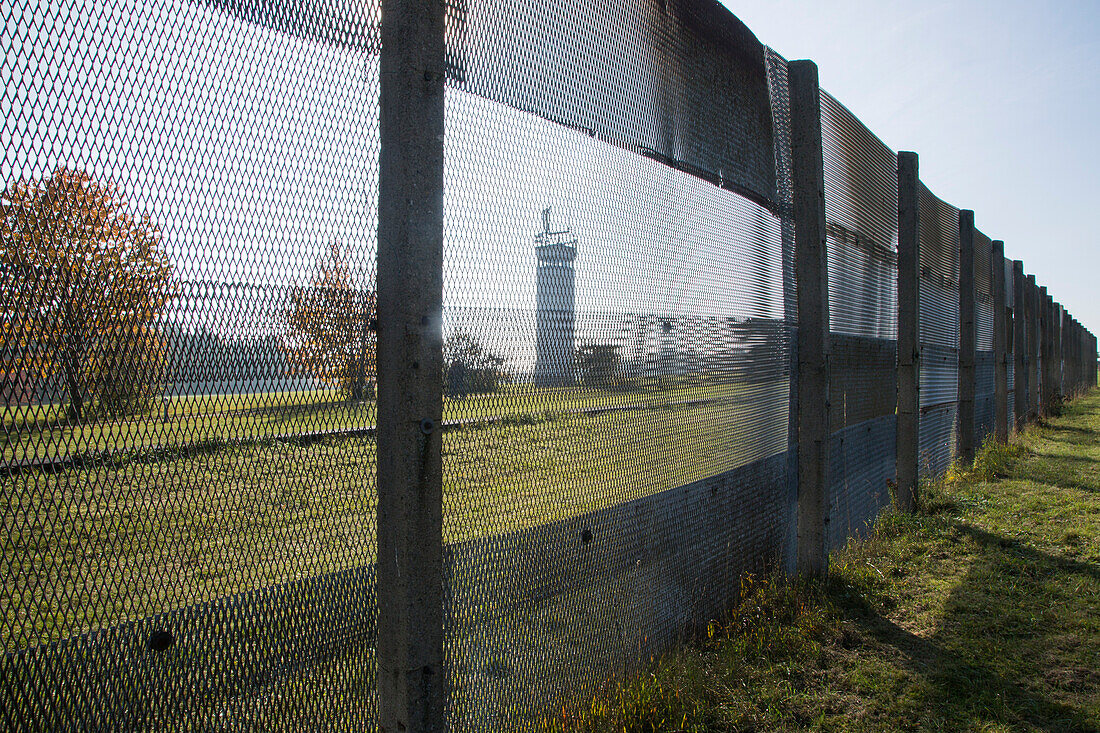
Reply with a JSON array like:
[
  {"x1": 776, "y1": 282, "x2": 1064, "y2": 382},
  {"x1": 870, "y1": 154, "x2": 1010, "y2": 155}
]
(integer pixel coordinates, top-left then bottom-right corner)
[
  {"x1": 1, "y1": 168, "x2": 175, "y2": 420},
  {"x1": 281, "y1": 242, "x2": 377, "y2": 401}
]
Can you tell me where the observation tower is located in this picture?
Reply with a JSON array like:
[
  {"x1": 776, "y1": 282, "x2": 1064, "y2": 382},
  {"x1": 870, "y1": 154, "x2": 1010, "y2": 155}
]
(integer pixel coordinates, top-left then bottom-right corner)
[{"x1": 533, "y1": 208, "x2": 577, "y2": 387}]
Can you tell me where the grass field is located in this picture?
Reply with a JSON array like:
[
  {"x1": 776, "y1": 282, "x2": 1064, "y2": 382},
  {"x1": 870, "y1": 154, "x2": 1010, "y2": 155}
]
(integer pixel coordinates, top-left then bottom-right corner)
[
  {"x1": 2, "y1": 379, "x2": 747, "y2": 463},
  {"x1": 557, "y1": 391, "x2": 1100, "y2": 732},
  {"x1": 2, "y1": 379, "x2": 787, "y2": 652}
]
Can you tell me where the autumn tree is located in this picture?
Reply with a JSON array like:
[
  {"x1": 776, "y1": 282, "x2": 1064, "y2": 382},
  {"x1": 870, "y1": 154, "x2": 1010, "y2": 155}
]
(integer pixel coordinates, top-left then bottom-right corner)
[
  {"x1": 576, "y1": 343, "x2": 625, "y2": 389},
  {"x1": 1, "y1": 168, "x2": 174, "y2": 420},
  {"x1": 444, "y1": 331, "x2": 509, "y2": 397},
  {"x1": 281, "y1": 242, "x2": 376, "y2": 401}
]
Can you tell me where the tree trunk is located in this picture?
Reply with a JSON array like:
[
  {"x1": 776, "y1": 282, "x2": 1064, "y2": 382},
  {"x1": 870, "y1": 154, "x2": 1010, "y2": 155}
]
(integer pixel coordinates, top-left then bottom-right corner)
[{"x1": 63, "y1": 354, "x2": 84, "y2": 423}]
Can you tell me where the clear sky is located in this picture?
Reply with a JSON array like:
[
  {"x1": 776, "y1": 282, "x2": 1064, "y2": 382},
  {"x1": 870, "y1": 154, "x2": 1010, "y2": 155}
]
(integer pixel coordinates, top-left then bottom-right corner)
[{"x1": 721, "y1": 0, "x2": 1100, "y2": 335}]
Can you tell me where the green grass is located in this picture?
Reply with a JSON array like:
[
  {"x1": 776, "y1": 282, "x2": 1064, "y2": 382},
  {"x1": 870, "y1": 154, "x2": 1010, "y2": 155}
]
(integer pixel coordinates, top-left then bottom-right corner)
[
  {"x1": 2, "y1": 378, "x2": 743, "y2": 463},
  {"x1": 555, "y1": 391, "x2": 1100, "y2": 733},
  {"x1": 2, "y1": 379, "x2": 786, "y2": 652}
]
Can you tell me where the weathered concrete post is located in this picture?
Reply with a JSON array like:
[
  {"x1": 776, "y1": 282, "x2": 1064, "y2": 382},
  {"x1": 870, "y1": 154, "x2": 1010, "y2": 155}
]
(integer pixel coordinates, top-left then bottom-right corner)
[
  {"x1": 1027, "y1": 274, "x2": 1040, "y2": 420},
  {"x1": 1013, "y1": 261, "x2": 1027, "y2": 428},
  {"x1": 896, "y1": 152, "x2": 920, "y2": 510},
  {"x1": 1039, "y1": 287, "x2": 1050, "y2": 416},
  {"x1": 957, "y1": 211, "x2": 976, "y2": 463},
  {"x1": 376, "y1": 0, "x2": 446, "y2": 727},
  {"x1": 992, "y1": 241, "x2": 1008, "y2": 442},
  {"x1": 790, "y1": 60, "x2": 831, "y2": 577}
]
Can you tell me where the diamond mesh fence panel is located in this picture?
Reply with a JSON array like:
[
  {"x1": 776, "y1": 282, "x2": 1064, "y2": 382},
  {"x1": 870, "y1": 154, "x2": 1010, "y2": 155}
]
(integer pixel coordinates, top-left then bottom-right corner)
[
  {"x1": 3, "y1": 0, "x2": 1091, "y2": 728},
  {"x1": 1005, "y1": 255, "x2": 1016, "y2": 428},
  {"x1": 974, "y1": 230, "x2": 995, "y2": 444},
  {"x1": 3, "y1": 0, "x2": 381, "y2": 727},
  {"x1": 818, "y1": 90, "x2": 897, "y2": 549},
  {"x1": 917, "y1": 183, "x2": 960, "y2": 478},
  {"x1": 439, "y1": 5, "x2": 792, "y2": 725}
]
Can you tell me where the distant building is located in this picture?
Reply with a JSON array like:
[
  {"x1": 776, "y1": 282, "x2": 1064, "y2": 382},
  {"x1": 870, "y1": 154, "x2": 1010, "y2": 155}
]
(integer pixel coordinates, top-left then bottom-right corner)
[{"x1": 534, "y1": 208, "x2": 576, "y2": 387}]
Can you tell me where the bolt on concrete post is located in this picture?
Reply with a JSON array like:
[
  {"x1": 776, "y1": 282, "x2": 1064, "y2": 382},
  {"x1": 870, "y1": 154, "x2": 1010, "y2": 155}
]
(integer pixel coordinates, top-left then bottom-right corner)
[
  {"x1": 957, "y1": 211, "x2": 976, "y2": 463},
  {"x1": 896, "y1": 152, "x2": 920, "y2": 511},
  {"x1": 790, "y1": 59, "x2": 831, "y2": 578},
  {"x1": 992, "y1": 241, "x2": 1008, "y2": 442},
  {"x1": 376, "y1": 0, "x2": 447, "y2": 728},
  {"x1": 1027, "y1": 275, "x2": 1039, "y2": 421},
  {"x1": 1013, "y1": 261, "x2": 1027, "y2": 429}
]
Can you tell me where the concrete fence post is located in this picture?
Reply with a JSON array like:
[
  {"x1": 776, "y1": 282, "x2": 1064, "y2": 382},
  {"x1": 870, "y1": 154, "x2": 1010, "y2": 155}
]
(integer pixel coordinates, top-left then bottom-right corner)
[
  {"x1": 376, "y1": 0, "x2": 447, "y2": 728},
  {"x1": 896, "y1": 152, "x2": 920, "y2": 510},
  {"x1": 1027, "y1": 275, "x2": 1040, "y2": 421},
  {"x1": 1013, "y1": 261, "x2": 1027, "y2": 428},
  {"x1": 992, "y1": 241, "x2": 1008, "y2": 442},
  {"x1": 789, "y1": 59, "x2": 831, "y2": 577},
  {"x1": 957, "y1": 211, "x2": 976, "y2": 463}
]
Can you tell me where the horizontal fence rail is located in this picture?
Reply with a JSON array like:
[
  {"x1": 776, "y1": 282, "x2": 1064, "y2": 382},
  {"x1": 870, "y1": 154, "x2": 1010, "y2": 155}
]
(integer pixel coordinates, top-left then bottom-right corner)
[{"x1": 1, "y1": 0, "x2": 1095, "y2": 729}]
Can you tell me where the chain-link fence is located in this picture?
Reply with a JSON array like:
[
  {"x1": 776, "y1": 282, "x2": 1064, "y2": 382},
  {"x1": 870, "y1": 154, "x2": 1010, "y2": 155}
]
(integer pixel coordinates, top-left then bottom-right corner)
[{"x1": 2, "y1": 0, "x2": 1096, "y2": 730}]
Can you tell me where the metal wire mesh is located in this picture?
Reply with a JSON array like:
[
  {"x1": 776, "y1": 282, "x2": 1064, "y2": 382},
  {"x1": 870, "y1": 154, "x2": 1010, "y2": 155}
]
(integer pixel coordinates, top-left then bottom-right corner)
[
  {"x1": 2, "y1": 0, "x2": 1091, "y2": 729},
  {"x1": 1005, "y1": 256, "x2": 1016, "y2": 426},
  {"x1": 974, "y1": 230, "x2": 995, "y2": 443},
  {"x1": 439, "y1": 68, "x2": 791, "y2": 725},
  {"x1": 452, "y1": 0, "x2": 777, "y2": 208},
  {"x1": 917, "y1": 184, "x2": 960, "y2": 477},
  {"x1": 2, "y1": 0, "x2": 380, "y2": 727},
  {"x1": 818, "y1": 90, "x2": 897, "y2": 548}
]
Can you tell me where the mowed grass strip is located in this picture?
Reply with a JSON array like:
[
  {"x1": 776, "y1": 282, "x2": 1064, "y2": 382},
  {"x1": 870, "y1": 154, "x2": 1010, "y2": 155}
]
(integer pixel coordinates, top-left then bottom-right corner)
[
  {"x1": 2, "y1": 379, "x2": 744, "y2": 463},
  {"x1": 556, "y1": 391, "x2": 1100, "y2": 733},
  {"x1": 3, "y1": 387, "x2": 785, "y2": 652}
]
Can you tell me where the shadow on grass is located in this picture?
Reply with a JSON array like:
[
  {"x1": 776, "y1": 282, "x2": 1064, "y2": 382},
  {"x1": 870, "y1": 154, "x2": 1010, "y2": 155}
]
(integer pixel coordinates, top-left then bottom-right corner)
[
  {"x1": 834, "y1": 520, "x2": 1100, "y2": 732},
  {"x1": 850, "y1": 611, "x2": 1092, "y2": 733},
  {"x1": 1040, "y1": 423, "x2": 1100, "y2": 443}
]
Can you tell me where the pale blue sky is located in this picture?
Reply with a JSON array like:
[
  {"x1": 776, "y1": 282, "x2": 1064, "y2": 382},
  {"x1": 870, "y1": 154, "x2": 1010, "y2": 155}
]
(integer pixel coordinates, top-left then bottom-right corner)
[{"x1": 723, "y1": 0, "x2": 1100, "y2": 335}]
